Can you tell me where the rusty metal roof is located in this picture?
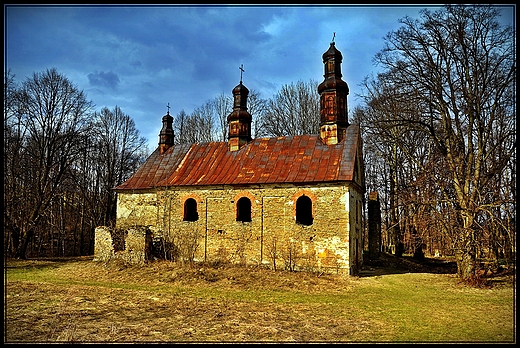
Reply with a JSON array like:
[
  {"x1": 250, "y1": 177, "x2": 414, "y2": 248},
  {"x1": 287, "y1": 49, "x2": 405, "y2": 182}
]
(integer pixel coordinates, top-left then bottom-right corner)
[{"x1": 114, "y1": 124, "x2": 361, "y2": 191}]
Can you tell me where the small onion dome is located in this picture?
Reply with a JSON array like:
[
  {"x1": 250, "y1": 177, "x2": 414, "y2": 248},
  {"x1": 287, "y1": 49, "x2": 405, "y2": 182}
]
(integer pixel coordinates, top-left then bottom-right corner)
[
  {"x1": 322, "y1": 42, "x2": 343, "y2": 62},
  {"x1": 232, "y1": 81, "x2": 249, "y2": 96}
]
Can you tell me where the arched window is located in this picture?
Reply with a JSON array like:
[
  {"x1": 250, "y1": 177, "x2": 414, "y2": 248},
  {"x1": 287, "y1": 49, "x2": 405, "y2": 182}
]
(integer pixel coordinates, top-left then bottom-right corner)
[
  {"x1": 183, "y1": 198, "x2": 199, "y2": 222},
  {"x1": 296, "y1": 195, "x2": 313, "y2": 226},
  {"x1": 236, "y1": 197, "x2": 252, "y2": 222}
]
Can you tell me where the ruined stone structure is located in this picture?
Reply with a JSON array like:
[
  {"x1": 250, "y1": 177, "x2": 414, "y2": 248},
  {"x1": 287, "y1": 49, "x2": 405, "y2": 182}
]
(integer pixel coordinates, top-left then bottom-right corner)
[
  {"x1": 95, "y1": 40, "x2": 366, "y2": 275},
  {"x1": 367, "y1": 191, "x2": 382, "y2": 260}
]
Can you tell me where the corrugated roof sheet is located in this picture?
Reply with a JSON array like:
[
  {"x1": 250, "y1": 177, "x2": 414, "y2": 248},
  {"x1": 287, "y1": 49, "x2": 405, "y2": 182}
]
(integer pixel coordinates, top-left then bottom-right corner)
[{"x1": 114, "y1": 124, "x2": 360, "y2": 191}]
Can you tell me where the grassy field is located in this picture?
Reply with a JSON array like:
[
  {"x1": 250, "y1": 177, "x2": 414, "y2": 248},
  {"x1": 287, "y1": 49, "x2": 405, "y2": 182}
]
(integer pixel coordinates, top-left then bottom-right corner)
[{"x1": 4, "y1": 254, "x2": 516, "y2": 343}]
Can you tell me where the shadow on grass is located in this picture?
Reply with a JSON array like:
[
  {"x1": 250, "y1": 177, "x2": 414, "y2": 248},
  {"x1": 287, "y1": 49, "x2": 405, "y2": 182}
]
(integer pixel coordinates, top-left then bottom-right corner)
[
  {"x1": 359, "y1": 252, "x2": 458, "y2": 277},
  {"x1": 5, "y1": 255, "x2": 94, "y2": 270}
]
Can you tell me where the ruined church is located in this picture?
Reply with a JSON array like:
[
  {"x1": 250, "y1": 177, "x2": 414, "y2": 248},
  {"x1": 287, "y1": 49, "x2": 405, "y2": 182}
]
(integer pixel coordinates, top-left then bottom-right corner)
[{"x1": 94, "y1": 40, "x2": 365, "y2": 276}]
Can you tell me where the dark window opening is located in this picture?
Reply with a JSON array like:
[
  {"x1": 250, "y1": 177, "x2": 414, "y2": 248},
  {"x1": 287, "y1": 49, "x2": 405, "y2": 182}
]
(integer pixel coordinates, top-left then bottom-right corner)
[
  {"x1": 183, "y1": 198, "x2": 199, "y2": 221},
  {"x1": 296, "y1": 195, "x2": 313, "y2": 226},
  {"x1": 236, "y1": 197, "x2": 252, "y2": 222}
]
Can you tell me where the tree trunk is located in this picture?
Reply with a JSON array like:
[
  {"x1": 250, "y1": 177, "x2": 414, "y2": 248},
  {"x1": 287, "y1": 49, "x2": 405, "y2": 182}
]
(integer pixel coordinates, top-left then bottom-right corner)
[
  {"x1": 455, "y1": 225, "x2": 477, "y2": 281},
  {"x1": 456, "y1": 248, "x2": 476, "y2": 280},
  {"x1": 4, "y1": 214, "x2": 21, "y2": 257},
  {"x1": 15, "y1": 229, "x2": 34, "y2": 259}
]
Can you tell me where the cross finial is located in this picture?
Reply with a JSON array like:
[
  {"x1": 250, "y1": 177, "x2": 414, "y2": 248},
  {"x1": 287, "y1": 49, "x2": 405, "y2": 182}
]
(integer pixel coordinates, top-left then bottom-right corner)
[
  {"x1": 331, "y1": 32, "x2": 335, "y2": 44},
  {"x1": 239, "y1": 64, "x2": 245, "y2": 83},
  {"x1": 166, "y1": 102, "x2": 170, "y2": 115}
]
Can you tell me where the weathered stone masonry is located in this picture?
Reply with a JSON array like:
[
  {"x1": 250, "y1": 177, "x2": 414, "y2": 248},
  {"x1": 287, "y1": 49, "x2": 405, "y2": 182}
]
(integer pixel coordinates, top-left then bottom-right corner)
[
  {"x1": 93, "y1": 225, "x2": 152, "y2": 264},
  {"x1": 110, "y1": 182, "x2": 363, "y2": 275}
]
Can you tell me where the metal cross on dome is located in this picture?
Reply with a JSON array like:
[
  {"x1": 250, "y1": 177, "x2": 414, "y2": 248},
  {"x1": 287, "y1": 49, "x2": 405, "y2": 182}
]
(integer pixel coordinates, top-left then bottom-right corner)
[
  {"x1": 166, "y1": 102, "x2": 170, "y2": 115},
  {"x1": 239, "y1": 64, "x2": 245, "y2": 83}
]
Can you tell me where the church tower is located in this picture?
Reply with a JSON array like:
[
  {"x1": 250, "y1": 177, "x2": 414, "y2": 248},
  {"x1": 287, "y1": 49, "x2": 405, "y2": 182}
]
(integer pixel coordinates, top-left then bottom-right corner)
[
  {"x1": 227, "y1": 65, "x2": 252, "y2": 152},
  {"x1": 158, "y1": 105, "x2": 174, "y2": 154},
  {"x1": 318, "y1": 36, "x2": 349, "y2": 145}
]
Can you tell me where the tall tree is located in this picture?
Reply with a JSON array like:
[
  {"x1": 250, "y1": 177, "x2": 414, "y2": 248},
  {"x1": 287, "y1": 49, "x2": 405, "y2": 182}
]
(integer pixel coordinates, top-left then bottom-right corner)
[
  {"x1": 256, "y1": 79, "x2": 320, "y2": 137},
  {"x1": 174, "y1": 109, "x2": 189, "y2": 144},
  {"x1": 91, "y1": 106, "x2": 149, "y2": 226},
  {"x1": 4, "y1": 68, "x2": 94, "y2": 259},
  {"x1": 192, "y1": 100, "x2": 217, "y2": 143},
  {"x1": 4, "y1": 69, "x2": 26, "y2": 256},
  {"x1": 363, "y1": 5, "x2": 515, "y2": 281},
  {"x1": 247, "y1": 89, "x2": 268, "y2": 139},
  {"x1": 174, "y1": 101, "x2": 216, "y2": 144},
  {"x1": 214, "y1": 92, "x2": 232, "y2": 141}
]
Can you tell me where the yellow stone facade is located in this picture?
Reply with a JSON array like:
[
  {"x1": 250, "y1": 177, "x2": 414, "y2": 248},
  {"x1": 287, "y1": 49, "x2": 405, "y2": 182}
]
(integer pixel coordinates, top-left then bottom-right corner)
[{"x1": 114, "y1": 182, "x2": 364, "y2": 275}]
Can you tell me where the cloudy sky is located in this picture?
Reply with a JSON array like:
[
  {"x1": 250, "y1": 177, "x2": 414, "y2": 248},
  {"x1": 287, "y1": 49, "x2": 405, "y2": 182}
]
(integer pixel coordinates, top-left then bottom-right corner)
[{"x1": 5, "y1": 4, "x2": 514, "y2": 151}]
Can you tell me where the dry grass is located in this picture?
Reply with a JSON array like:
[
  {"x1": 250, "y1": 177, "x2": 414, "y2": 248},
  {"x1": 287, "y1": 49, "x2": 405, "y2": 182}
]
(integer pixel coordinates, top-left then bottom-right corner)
[{"x1": 4, "y1": 255, "x2": 515, "y2": 343}]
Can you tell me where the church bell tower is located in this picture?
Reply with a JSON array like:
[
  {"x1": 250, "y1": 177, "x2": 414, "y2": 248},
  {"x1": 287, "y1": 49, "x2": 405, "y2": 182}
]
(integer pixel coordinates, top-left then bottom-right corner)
[
  {"x1": 158, "y1": 104, "x2": 174, "y2": 154},
  {"x1": 227, "y1": 65, "x2": 252, "y2": 152},
  {"x1": 318, "y1": 35, "x2": 349, "y2": 145}
]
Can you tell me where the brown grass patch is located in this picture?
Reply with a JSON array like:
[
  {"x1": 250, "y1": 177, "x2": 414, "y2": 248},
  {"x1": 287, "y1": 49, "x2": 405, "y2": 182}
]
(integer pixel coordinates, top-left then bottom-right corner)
[{"x1": 5, "y1": 255, "x2": 515, "y2": 343}]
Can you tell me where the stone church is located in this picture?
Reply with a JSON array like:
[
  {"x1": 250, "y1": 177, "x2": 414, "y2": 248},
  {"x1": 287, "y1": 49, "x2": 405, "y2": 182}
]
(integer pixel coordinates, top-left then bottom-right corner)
[{"x1": 95, "y1": 40, "x2": 365, "y2": 276}]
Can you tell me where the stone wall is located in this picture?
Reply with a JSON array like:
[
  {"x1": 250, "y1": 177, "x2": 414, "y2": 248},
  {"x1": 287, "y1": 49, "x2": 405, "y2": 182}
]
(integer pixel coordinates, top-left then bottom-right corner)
[
  {"x1": 93, "y1": 226, "x2": 113, "y2": 262},
  {"x1": 110, "y1": 182, "x2": 364, "y2": 275},
  {"x1": 93, "y1": 226, "x2": 152, "y2": 265},
  {"x1": 123, "y1": 227, "x2": 152, "y2": 264}
]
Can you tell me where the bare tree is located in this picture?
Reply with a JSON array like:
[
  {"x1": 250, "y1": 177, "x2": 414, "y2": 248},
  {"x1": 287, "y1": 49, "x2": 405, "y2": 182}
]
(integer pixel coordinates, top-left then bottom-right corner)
[
  {"x1": 362, "y1": 5, "x2": 515, "y2": 281},
  {"x1": 247, "y1": 89, "x2": 268, "y2": 139},
  {"x1": 193, "y1": 100, "x2": 217, "y2": 143},
  {"x1": 173, "y1": 109, "x2": 189, "y2": 144},
  {"x1": 174, "y1": 101, "x2": 217, "y2": 144},
  {"x1": 4, "y1": 69, "x2": 149, "y2": 258},
  {"x1": 256, "y1": 79, "x2": 320, "y2": 137},
  {"x1": 4, "y1": 69, "x2": 27, "y2": 256},
  {"x1": 214, "y1": 92, "x2": 232, "y2": 141},
  {"x1": 90, "y1": 106, "x2": 149, "y2": 226},
  {"x1": 4, "y1": 68, "x2": 94, "y2": 259}
]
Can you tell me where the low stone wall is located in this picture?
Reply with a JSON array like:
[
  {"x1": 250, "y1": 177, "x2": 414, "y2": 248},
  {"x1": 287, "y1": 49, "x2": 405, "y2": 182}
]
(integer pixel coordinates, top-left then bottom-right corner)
[
  {"x1": 93, "y1": 226, "x2": 114, "y2": 262},
  {"x1": 121, "y1": 227, "x2": 152, "y2": 264},
  {"x1": 93, "y1": 226, "x2": 152, "y2": 265}
]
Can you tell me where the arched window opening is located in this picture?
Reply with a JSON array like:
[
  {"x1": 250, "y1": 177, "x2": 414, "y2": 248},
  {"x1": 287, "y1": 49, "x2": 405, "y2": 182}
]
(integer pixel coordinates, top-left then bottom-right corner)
[
  {"x1": 236, "y1": 197, "x2": 252, "y2": 222},
  {"x1": 183, "y1": 198, "x2": 199, "y2": 222},
  {"x1": 296, "y1": 195, "x2": 313, "y2": 226}
]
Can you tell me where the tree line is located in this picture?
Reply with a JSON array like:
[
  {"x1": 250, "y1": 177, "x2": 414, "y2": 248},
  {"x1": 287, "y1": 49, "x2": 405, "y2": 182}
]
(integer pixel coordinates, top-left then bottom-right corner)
[
  {"x1": 172, "y1": 78, "x2": 320, "y2": 144},
  {"x1": 4, "y1": 5, "x2": 515, "y2": 282},
  {"x1": 4, "y1": 68, "x2": 149, "y2": 258},
  {"x1": 354, "y1": 5, "x2": 515, "y2": 281}
]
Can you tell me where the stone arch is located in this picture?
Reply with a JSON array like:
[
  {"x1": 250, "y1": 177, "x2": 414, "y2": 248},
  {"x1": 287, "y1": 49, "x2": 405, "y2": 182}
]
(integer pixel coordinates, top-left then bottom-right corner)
[
  {"x1": 296, "y1": 195, "x2": 314, "y2": 226},
  {"x1": 180, "y1": 193, "x2": 203, "y2": 222},
  {"x1": 180, "y1": 193, "x2": 203, "y2": 204},
  {"x1": 183, "y1": 198, "x2": 199, "y2": 221},
  {"x1": 291, "y1": 189, "x2": 317, "y2": 221},
  {"x1": 233, "y1": 191, "x2": 257, "y2": 220}
]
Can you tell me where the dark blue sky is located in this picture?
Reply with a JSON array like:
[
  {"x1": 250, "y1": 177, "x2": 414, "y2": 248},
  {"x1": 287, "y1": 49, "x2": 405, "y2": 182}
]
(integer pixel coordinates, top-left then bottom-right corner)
[{"x1": 5, "y1": 4, "x2": 514, "y2": 150}]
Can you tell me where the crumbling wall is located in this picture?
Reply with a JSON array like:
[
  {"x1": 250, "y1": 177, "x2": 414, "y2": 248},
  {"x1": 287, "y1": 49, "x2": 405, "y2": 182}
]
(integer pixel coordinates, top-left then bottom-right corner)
[
  {"x1": 120, "y1": 227, "x2": 152, "y2": 264},
  {"x1": 93, "y1": 226, "x2": 152, "y2": 265},
  {"x1": 93, "y1": 226, "x2": 114, "y2": 262},
  {"x1": 367, "y1": 191, "x2": 382, "y2": 261}
]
